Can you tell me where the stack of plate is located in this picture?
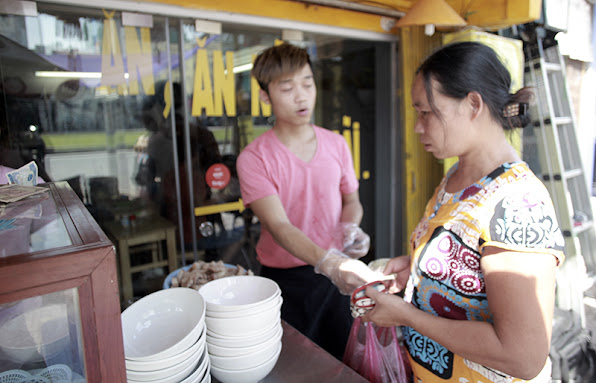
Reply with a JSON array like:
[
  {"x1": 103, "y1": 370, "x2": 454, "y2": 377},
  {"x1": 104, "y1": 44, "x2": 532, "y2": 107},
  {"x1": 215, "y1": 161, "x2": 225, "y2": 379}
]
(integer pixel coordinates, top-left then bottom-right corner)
[
  {"x1": 121, "y1": 288, "x2": 210, "y2": 383},
  {"x1": 198, "y1": 276, "x2": 283, "y2": 383}
]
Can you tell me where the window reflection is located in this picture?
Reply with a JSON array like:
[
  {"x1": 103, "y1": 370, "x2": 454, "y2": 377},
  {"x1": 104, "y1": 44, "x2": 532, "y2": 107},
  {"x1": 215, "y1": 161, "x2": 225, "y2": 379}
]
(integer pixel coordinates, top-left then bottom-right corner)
[{"x1": 0, "y1": 4, "x2": 379, "y2": 303}]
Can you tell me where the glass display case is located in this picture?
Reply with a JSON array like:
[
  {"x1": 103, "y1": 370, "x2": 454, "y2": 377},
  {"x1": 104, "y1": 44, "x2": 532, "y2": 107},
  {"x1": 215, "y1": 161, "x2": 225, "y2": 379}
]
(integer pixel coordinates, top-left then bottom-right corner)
[{"x1": 0, "y1": 182, "x2": 126, "y2": 382}]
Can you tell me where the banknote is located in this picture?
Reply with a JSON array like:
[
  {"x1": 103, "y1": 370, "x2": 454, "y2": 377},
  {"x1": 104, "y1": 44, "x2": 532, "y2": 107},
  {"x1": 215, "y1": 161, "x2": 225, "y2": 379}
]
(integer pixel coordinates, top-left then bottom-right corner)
[
  {"x1": 0, "y1": 184, "x2": 47, "y2": 203},
  {"x1": 6, "y1": 161, "x2": 38, "y2": 186}
]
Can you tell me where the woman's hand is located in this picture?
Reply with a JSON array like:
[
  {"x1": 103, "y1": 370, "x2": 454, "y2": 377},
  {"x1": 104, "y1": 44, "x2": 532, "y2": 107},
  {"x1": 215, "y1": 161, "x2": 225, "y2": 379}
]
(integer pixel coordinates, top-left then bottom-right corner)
[
  {"x1": 383, "y1": 255, "x2": 411, "y2": 294},
  {"x1": 360, "y1": 286, "x2": 414, "y2": 327}
]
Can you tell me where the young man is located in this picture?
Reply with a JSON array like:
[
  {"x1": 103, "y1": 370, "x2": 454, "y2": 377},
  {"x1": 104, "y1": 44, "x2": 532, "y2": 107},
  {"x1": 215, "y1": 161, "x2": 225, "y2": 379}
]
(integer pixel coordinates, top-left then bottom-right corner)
[{"x1": 236, "y1": 43, "x2": 382, "y2": 359}]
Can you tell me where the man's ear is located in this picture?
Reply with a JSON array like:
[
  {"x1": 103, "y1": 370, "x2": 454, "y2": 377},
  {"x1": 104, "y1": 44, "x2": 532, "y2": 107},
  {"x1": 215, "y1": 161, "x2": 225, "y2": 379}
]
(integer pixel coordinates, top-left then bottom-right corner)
[
  {"x1": 259, "y1": 89, "x2": 271, "y2": 105},
  {"x1": 467, "y1": 91, "x2": 483, "y2": 120}
]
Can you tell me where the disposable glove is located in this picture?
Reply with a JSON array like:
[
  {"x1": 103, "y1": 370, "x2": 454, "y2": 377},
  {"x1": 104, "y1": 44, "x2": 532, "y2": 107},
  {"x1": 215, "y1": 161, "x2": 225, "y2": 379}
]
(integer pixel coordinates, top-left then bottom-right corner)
[
  {"x1": 341, "y1": 222, "x2": 370, "y2": 259},
  {"x1": 314, "y1": 248, "x2": 384, "y2": 295}
]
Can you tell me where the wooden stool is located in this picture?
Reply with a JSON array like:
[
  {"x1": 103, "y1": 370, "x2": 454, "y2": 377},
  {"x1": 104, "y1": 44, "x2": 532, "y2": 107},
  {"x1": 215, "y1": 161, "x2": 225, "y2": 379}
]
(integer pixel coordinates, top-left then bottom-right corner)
[{"x1": 102, "y1": 215, "x2": 177, "y2": 304}]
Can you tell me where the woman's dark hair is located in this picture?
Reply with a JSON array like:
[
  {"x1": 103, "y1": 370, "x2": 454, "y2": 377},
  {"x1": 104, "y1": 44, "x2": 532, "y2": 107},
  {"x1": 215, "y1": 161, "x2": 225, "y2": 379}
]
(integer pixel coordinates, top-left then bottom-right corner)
[{"x1": 417, "y1": 41, "x2": 532, "y2": 130}]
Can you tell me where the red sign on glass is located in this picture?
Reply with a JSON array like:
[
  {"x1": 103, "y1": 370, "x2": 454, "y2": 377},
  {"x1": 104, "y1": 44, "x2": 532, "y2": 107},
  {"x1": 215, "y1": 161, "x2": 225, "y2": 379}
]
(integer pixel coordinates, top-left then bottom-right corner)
[{"x1": 205, "y1": 163, "x2": 231, "y2": 190}]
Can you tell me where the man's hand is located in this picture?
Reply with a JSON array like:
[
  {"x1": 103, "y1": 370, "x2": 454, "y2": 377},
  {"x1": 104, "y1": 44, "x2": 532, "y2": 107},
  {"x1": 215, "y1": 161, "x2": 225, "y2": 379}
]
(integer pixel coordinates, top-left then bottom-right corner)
[
  {"x1": 340, "y1": 222, "x2": 370, "y2": 259},
  {"x1": 314, "y1": 248, "x2": 383, "y2": 295}
]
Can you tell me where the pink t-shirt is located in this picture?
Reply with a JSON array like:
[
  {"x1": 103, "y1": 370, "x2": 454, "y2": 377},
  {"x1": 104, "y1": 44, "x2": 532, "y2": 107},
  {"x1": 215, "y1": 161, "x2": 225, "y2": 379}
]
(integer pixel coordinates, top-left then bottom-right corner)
[{"x1": 237, "y1": 125, "x2": 359, "y2": 268}]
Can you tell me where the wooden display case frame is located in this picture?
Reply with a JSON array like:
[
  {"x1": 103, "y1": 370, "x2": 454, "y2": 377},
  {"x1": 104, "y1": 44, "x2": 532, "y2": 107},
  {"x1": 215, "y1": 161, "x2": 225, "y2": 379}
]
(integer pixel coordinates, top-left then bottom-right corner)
[{"x1": 0, "y1": 181, "x2": 126, "y2": 382}]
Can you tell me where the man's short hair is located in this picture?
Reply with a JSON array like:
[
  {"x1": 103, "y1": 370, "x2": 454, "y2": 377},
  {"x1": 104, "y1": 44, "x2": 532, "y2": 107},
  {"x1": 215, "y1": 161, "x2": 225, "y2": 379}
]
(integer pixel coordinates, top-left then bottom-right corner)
[{"x1": 251, "y1": 43, "x2": 312, "y2": 94}]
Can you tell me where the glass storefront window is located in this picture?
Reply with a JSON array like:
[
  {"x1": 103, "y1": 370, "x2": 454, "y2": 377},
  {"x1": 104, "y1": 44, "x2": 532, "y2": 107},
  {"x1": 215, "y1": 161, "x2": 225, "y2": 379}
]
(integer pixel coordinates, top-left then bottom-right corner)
[{"x1": 0, "y1": 2, "x2": 384, "y2": 304}]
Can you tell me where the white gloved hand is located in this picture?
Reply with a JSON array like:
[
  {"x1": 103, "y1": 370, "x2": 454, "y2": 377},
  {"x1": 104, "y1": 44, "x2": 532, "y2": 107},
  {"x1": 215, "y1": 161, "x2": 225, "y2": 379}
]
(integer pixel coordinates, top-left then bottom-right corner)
[
  {"x1": 341, "y1": 222, "x2": 370, "y2": 259},
  {"x1": 314, "y1": 248, "x2": 383, "y2": 295}
]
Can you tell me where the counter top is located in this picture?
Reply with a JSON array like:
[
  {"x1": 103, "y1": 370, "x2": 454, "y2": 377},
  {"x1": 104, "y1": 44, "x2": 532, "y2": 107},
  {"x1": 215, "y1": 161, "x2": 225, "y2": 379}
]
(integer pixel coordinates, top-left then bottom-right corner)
[{"x1": 213, "y1": 320, "x2": 367, "y2": 383}]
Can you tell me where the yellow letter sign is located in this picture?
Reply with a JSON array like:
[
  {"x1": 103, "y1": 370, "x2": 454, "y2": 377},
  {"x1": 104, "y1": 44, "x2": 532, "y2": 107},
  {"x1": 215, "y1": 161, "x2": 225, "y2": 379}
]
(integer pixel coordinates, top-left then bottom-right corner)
[{"x1": 125, "y1": 26, "x2": 155, "y2": 96}]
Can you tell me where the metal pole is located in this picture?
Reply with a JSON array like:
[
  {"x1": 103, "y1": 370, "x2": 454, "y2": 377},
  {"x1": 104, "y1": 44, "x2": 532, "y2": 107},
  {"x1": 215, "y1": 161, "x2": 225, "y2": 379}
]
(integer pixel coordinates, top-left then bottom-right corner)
[
  {"x1": 165, "y1": 17, "x2": 185, "y2": 267},
  {"x1": 179, "y1": 20, "x2": 199, "y2": 262}
]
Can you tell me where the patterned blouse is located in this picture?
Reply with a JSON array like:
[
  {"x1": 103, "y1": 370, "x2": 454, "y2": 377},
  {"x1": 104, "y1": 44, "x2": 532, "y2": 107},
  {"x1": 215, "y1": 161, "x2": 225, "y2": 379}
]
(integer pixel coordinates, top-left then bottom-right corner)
[{"x1": 403, "y1": 161, "x2": 565, "y2": 383}]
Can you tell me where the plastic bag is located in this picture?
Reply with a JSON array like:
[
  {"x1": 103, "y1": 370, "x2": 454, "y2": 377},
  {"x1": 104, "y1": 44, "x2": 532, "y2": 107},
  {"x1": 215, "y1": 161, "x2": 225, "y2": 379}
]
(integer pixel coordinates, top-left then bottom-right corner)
[{"x1": 343, "y1": 317, "x2": 409, "y2": 383}]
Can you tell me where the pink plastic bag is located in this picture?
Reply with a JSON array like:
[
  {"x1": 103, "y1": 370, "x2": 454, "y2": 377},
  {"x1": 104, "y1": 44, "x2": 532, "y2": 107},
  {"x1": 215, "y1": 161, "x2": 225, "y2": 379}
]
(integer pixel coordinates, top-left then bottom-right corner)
[{"x1": 343, "y1": 317, "x2": 409, "y2": 383}]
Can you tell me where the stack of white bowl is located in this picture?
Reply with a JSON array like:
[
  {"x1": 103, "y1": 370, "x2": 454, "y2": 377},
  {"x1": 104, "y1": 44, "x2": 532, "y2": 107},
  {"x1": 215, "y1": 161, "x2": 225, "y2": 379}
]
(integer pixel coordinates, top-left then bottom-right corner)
[
  {"x1": 121, "y1": 288, "x2": 211, "y2": 383},
  {"x1": 198, "y1": 276, "x2": 283, "y2": 383}
]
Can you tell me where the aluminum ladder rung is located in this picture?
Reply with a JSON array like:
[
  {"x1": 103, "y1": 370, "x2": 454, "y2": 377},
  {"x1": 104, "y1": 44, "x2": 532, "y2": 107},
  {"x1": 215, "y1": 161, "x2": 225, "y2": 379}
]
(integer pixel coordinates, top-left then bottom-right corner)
[
  {"x1": 553, "y1": 116, "x2": 573, "y2": 125},
  {"x1": 572, "y1": 220, "x2": 594, "y2": 236},
  {"x1": 563, "y1": 168, "x2": 583, "y2": 180},
  {"x1": 530, "y1": 60, "x2": 561, "y2": 72},
  {"x1": 543, "y1": 62, "x2": 562, "y2": 72}
]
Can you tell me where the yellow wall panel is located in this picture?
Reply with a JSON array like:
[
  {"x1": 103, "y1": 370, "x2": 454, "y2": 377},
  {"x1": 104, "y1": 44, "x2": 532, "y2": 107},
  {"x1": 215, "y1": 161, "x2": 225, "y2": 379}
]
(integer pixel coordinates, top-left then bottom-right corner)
[
  {"x1": 138, "y1": 0, "x2": 540, "y2": 32},
  {"x1": 141, "y1": 0, "x2": 390, "y2": 34},
  {"x1": 462, "y1": 0, "x2": 541, "y2": 29},
  {"x1": 506, "y1": 0, "x2": 542, "y2": 24},
  {"x1": 400, "y1": 26, "x2": 443, "y2": 252}
]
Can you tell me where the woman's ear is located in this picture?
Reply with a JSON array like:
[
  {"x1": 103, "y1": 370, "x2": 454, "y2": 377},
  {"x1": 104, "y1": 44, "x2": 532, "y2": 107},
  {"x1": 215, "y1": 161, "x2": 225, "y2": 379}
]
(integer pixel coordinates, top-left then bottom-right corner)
[
  {"x1": 467, "y1": 91, "x2": 483, "y2": 120},
  {"x1": 259, "y1": 89, "x2": 271, "y2": 105}
]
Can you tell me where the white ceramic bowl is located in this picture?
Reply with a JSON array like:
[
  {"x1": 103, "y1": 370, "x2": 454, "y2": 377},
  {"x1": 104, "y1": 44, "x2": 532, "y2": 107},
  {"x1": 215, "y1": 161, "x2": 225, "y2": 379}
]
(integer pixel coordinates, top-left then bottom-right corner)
[
  {"x1": 206, "y1": 320, "x2": 281, "y2": 348},
  {"x1": 125, "y1": 324, "x2": 206, "y2": 371},
  {"x1": 198, "y1": 276, "x2": 280, "y2": 312},
  {"x1": 0, "y1": 304, "x2": 70, "y2": 363},
  {"x1": 209, "y1": 343, "x2": 282, "y2": 383},
  {"x1": 121, "y1": 288, "x2": 206, "y2": 361},
  {"x1": 209, "y1": 335, "x2": 281, "y2": 370},
  {"x1": 207, "y1": 324, "x2": 283, "y2": 358},
  {"x1": 205, "y1": 296, "x2": 283, "y2": 319},
  {"x1": 179, "y1": 351, "x2": 211, "y2": 383},
  {"x1": 127, "y1": 343, "x2": 207, "y2": 383},
  {"x1": 126, "y1": 336, "x2": 204, "y2": 382},
  {"x1": 205, "y1": 301, "x2": 281, "y2": 338}
]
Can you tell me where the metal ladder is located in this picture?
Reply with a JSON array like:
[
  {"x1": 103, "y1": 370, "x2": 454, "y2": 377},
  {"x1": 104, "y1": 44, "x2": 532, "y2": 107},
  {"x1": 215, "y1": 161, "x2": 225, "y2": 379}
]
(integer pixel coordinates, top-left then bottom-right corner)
[{"x1": 523, "y1": 28, "x2": 596, "y2": 324}]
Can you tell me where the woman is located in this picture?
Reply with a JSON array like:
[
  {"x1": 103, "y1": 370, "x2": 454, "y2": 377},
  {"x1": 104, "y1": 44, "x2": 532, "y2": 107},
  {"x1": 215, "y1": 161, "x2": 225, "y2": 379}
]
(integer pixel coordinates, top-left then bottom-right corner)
[{"x1": 363, "y1": 41, "x2": 565, "y2": 383}]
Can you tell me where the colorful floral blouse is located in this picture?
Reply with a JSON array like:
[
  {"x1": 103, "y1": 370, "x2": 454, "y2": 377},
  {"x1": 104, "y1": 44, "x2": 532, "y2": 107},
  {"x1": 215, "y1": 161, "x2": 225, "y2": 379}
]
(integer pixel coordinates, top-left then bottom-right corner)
[{"x1": 403, "y1": 161, "x2": 565, "y2": 383}]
